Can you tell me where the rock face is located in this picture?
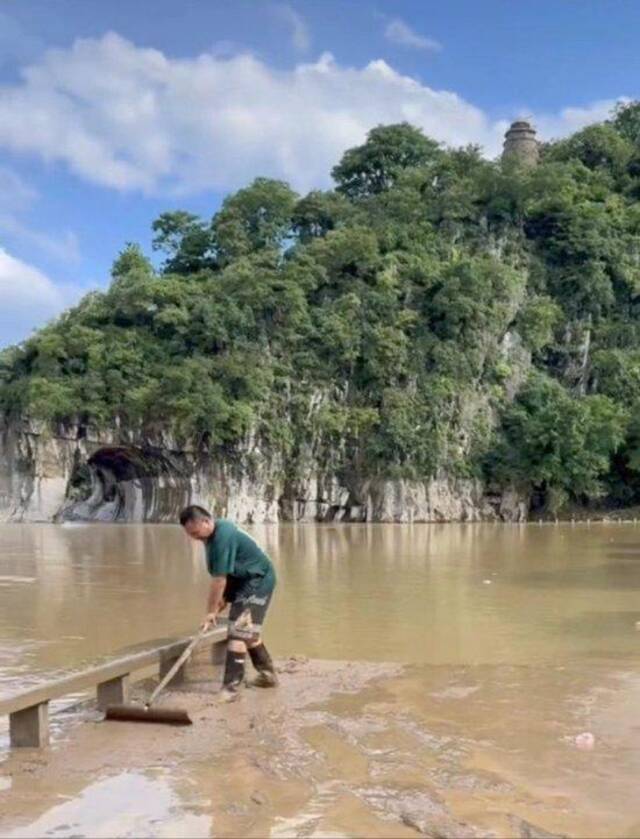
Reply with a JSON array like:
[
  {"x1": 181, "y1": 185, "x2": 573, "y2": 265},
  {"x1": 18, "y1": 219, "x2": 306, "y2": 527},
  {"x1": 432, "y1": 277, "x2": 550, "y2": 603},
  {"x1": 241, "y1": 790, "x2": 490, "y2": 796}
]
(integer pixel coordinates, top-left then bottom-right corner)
[{"x1": 0, "y1": 420, "x2": 528, "y2": 524}]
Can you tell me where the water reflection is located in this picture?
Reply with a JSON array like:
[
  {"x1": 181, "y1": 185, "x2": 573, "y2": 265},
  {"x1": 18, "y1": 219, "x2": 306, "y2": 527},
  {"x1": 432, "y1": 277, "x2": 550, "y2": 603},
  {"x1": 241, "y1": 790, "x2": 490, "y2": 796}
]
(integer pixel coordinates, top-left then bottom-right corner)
[
  {"x1": 4, "y1": 772, "x2": 211, "y2": 838},
  {"x1": 0, "y1": 522, "x2": 638, "y2": 695}
]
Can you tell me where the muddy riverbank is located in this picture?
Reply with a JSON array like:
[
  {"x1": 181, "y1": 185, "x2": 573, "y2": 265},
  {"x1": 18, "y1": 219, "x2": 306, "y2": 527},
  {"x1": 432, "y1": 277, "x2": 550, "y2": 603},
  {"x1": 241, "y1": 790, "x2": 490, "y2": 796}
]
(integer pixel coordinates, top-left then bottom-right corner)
[
  {"x1": 2, "y1": 522, "x2": 640, "y2": 837},
  {"x1": 2, "y1": 655, "x2": 639, "y2": 838}
]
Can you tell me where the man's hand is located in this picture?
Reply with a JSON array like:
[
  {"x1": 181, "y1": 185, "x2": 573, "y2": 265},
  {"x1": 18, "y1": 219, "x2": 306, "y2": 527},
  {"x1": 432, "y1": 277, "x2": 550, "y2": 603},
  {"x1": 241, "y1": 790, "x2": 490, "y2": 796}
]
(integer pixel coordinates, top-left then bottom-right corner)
[{"x1": 201, "y1": 612, "x2": 218, "y2": 630}]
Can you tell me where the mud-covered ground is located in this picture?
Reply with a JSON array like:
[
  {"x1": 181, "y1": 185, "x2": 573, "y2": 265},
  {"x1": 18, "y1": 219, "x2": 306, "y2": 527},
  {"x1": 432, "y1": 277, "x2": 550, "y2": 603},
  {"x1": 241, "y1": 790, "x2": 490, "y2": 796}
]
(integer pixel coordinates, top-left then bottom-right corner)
[{"x1": 1, "y1": 655, "x2": 639, "y2": 838}]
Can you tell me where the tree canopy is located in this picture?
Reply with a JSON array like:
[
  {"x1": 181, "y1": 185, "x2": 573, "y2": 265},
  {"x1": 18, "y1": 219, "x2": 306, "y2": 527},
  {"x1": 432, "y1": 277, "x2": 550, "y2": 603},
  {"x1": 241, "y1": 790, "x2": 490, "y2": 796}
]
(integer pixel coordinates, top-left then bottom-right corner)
[{"x1": 4, "y1": 103, "x2": 640, "y2": 513}]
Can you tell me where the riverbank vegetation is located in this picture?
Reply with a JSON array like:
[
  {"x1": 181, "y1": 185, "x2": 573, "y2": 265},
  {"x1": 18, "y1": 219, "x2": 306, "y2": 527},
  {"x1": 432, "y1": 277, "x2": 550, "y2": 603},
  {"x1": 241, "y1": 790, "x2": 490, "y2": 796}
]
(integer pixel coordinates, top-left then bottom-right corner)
[{"x1": 2, "y1": 104, "x2": 640, "y2": 513}]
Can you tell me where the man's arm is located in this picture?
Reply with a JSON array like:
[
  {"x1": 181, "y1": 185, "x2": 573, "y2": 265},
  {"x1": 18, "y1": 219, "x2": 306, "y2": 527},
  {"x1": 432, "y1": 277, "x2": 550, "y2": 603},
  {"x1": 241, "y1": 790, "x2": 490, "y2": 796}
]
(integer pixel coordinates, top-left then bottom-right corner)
[{"x1": 203, "y1": 575, "x2": 227, "y2": 627}]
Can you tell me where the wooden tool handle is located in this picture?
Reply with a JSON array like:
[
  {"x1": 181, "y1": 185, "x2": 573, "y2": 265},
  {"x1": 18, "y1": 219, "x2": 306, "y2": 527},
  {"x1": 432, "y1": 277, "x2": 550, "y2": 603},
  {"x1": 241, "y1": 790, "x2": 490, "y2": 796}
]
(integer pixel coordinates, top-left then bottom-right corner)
[{"x1": 146, "y1": 625, "x2": 210, "y2": 708}]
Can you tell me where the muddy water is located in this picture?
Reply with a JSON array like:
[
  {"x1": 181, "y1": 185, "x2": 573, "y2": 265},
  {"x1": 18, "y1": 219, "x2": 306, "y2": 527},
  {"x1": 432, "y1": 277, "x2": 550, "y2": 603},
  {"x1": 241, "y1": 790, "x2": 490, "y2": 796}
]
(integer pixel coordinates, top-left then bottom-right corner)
[
  {"x1": 1, "y1": 522, "x2": 639, "y2": 687},
  {"x1": 1, "y1": 522, "x2": 640, "y2": 837}
]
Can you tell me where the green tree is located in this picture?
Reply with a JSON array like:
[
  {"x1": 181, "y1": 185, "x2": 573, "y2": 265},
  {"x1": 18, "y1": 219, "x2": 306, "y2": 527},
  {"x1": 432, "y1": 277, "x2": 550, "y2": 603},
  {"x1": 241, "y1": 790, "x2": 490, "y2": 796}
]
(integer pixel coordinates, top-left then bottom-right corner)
[
  {"x1": 291, "y1": 190, "x2": 353, "y2": 242},
  {"x1": 486, "y1": 374, "x2": 627, "y2": 510},
  {"x1": 332, "y1": 123, "x2": 442, "y2": 199},
  {"x1": 515, "y1": 295, "x2": 562, "y2": 353},
  {"x1": 610, "y1": 100, "x2": 640, "y2": 145},
  {"x1": 152, "y1": 211, "x2": 214, "y2": 274},
  {"x1": 545, "y1": 124, "x2": 632, "y2": 174},
  {"x1": 212, "y1": 178, "x2": 297, "y2": 264},
  {"x1": 111, "y1": 243, "x2": 154, "y2": 281}
]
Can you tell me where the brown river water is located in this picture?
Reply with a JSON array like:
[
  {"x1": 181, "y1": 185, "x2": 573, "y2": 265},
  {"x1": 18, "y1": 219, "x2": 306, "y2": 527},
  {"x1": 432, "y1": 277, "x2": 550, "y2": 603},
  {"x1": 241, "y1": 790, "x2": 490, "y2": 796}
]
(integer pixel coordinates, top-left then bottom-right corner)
[{"x1": 0, "y1": 522, "x2": 639, "y2": 837}]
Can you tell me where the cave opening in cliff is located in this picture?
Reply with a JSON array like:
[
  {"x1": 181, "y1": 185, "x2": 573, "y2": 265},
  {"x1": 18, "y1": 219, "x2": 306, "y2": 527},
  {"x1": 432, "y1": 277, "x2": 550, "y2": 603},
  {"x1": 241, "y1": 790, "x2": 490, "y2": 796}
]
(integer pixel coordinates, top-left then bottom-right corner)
[
  {"x1": 59, "y1": 445, "x2": 192, "y2": 523},
  {"x1": 89, "y1": 447, "x2": 165, "y2": 481}
]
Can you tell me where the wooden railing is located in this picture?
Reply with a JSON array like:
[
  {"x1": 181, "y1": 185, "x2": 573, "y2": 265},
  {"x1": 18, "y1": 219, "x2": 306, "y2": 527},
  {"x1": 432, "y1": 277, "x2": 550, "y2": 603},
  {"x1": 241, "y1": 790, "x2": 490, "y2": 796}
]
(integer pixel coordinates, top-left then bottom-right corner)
[{"x1": 0, "y1": 625, "x2": 228, "y2": 748}]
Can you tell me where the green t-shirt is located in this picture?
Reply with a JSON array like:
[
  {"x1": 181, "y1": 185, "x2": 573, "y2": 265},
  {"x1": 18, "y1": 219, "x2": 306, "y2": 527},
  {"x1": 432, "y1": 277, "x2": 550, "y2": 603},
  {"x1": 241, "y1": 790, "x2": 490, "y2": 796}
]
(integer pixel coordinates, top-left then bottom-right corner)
[{"x1": 205, "y1": 519, "x2": 275, "y2": 587}]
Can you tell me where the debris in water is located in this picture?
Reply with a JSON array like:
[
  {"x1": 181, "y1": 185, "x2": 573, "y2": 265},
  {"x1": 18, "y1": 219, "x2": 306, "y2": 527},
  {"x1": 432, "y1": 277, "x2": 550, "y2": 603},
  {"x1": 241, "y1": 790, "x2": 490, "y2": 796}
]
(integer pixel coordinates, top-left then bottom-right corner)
[
  {"x1": 575, "y1": 732, "x2": 595, "y2": 750},
  {"x1": 483, "y1": 579, "x2": 492, "y2": 585}
]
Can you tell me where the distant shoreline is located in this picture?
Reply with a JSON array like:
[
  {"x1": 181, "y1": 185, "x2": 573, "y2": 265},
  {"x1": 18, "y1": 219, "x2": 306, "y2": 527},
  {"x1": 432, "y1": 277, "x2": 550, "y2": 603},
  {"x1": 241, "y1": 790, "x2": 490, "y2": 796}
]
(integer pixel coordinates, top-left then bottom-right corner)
[{"x1": 5, "y1": 511, "x2": 640, "y2": 526}]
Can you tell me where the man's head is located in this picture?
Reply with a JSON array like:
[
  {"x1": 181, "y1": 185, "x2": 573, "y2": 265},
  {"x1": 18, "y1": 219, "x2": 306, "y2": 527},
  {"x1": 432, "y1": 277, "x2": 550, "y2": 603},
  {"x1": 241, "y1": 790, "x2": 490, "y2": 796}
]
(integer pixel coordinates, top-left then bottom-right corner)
[{"x1": 179, "y1": 505, "x2": 215, "y2": 541}]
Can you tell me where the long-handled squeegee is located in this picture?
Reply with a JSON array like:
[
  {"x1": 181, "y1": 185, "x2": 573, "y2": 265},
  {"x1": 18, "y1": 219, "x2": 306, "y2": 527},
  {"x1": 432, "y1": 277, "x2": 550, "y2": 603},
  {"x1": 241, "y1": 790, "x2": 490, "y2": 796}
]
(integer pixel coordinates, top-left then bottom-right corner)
[{"x1": 105, "y1": 624, "x2": 210, "y2": 726}]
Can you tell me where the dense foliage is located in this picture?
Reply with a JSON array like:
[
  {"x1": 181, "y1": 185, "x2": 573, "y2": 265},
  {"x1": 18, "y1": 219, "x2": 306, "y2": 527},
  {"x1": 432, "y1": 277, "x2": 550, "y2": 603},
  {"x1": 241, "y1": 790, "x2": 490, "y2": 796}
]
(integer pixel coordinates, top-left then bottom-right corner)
[{"x1": 3, "y1": 108, "x2": 640, "y2": 512}]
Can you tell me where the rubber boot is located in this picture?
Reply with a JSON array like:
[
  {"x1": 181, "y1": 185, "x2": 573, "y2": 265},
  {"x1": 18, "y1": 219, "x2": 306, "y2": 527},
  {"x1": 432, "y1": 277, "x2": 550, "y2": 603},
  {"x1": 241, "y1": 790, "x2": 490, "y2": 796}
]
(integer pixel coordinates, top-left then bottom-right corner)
[{"x1": 248, "y1": 643, "x2": 278, "y2": 688}]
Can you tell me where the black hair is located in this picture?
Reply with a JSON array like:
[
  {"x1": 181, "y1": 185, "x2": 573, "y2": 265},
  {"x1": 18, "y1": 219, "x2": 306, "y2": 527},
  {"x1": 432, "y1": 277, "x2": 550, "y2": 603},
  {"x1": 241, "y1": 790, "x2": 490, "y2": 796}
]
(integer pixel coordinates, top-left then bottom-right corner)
[{"x1": 179, "y1": 505, "x2": 212, "y2": 526}]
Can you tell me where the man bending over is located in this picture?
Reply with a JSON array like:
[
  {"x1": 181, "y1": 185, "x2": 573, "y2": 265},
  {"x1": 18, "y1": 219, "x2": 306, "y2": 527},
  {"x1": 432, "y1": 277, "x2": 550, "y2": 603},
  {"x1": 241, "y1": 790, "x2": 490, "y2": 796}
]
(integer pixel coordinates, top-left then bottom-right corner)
[{"x1": 180, "y1": 505, "x2": 277, "y2": 700}]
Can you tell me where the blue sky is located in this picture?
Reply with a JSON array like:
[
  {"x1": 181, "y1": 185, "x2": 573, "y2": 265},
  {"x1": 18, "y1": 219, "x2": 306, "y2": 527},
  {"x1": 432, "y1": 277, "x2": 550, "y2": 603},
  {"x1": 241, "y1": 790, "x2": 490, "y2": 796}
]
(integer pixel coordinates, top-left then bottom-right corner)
[{"x1": 0, "y1": 0, "x2": 637, "y2": 348}]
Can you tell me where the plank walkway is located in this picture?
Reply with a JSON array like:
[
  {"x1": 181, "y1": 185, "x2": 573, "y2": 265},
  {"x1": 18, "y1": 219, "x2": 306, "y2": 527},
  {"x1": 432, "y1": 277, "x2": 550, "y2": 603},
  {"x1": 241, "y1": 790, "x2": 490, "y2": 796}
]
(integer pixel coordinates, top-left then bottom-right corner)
[{"x1": 0, "y1": 625, "x2": 228, "y2": 747}]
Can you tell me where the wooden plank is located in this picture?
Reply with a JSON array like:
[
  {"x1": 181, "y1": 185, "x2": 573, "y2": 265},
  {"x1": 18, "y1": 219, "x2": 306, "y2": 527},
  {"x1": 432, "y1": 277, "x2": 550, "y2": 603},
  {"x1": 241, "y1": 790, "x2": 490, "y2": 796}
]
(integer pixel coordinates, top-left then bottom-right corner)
[
  {"x1": 0, "y1": 626, "x2": 227, "y2": 716},
  {"x1": 96, "y1": 674, "x2": 130, "y2": 711},
  {"x1": 10, "y1": 702, "x2": 49, "y2": 748}
]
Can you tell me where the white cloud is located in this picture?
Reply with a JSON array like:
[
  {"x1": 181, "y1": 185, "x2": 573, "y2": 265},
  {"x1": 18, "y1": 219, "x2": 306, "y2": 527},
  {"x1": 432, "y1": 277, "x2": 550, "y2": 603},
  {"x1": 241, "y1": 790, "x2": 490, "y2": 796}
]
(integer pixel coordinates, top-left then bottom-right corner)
[
  {"x1": 0, "y1": 166, "x2": 80, "y2": 263},
  {"x1": 528, "y1": 99, "x2": 627, "y2": 142},
  {"x1": 0, "y1": 248, "x2": 85, "y2": 346},
  {"x1": 0, "y1": 33, "x2": 626, "y2": 196},
  {"x1": 384, "y1": 18, "x2": 442, "y2": 52},
  {"x1": 0, "y1": 247, "x2": 61, "y2": 308},
  {"x1": 271, "y1": 4, "x2": 310, "y2": 53}
]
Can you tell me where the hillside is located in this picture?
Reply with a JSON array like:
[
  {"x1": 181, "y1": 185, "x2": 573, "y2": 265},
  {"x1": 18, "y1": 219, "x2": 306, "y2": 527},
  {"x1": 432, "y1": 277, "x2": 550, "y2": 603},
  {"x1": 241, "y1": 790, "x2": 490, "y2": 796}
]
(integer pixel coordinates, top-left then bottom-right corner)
[{"x1": 2, "y1": 104, "x2": 640, "y2": 521}]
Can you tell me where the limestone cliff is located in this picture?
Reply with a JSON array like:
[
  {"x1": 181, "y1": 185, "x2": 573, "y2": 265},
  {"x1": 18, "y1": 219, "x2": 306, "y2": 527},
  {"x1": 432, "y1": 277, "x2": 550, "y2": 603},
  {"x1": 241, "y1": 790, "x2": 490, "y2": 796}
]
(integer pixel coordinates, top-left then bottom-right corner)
[{"x1": 0, "y1": 419, "x2": 528, "y2": 524}]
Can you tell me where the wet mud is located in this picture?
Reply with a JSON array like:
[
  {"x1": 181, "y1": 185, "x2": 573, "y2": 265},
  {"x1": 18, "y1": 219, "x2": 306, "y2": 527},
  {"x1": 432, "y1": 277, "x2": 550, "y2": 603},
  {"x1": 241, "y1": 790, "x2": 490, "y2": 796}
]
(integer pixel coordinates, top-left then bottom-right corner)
[{"x1": 2, "y1": 655, "x2": 639, "y2": 838}]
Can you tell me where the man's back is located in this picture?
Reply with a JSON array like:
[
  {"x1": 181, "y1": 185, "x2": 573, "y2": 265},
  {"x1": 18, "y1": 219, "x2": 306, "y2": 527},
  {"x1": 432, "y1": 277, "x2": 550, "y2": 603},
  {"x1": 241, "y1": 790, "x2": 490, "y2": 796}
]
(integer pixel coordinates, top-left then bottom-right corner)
[{"x1": 206, "y1": 519, "x2": 275, "y2": 585}]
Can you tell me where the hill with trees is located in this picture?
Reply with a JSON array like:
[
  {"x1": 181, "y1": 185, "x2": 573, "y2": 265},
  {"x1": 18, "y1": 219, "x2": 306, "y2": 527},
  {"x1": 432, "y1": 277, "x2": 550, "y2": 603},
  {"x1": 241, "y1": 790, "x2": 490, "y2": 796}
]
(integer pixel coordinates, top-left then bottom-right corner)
[{"x1": 3, "y1": 104, "x2": 640, "y2": 516}]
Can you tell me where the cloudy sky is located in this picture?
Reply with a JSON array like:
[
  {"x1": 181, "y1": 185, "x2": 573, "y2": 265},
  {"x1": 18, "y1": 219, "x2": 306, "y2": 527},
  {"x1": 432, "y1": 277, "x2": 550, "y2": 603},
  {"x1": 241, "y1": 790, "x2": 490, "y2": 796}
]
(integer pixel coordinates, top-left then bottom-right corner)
[{"x1": 0, "y1": 0, "x2": 637, "y2": 347}]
